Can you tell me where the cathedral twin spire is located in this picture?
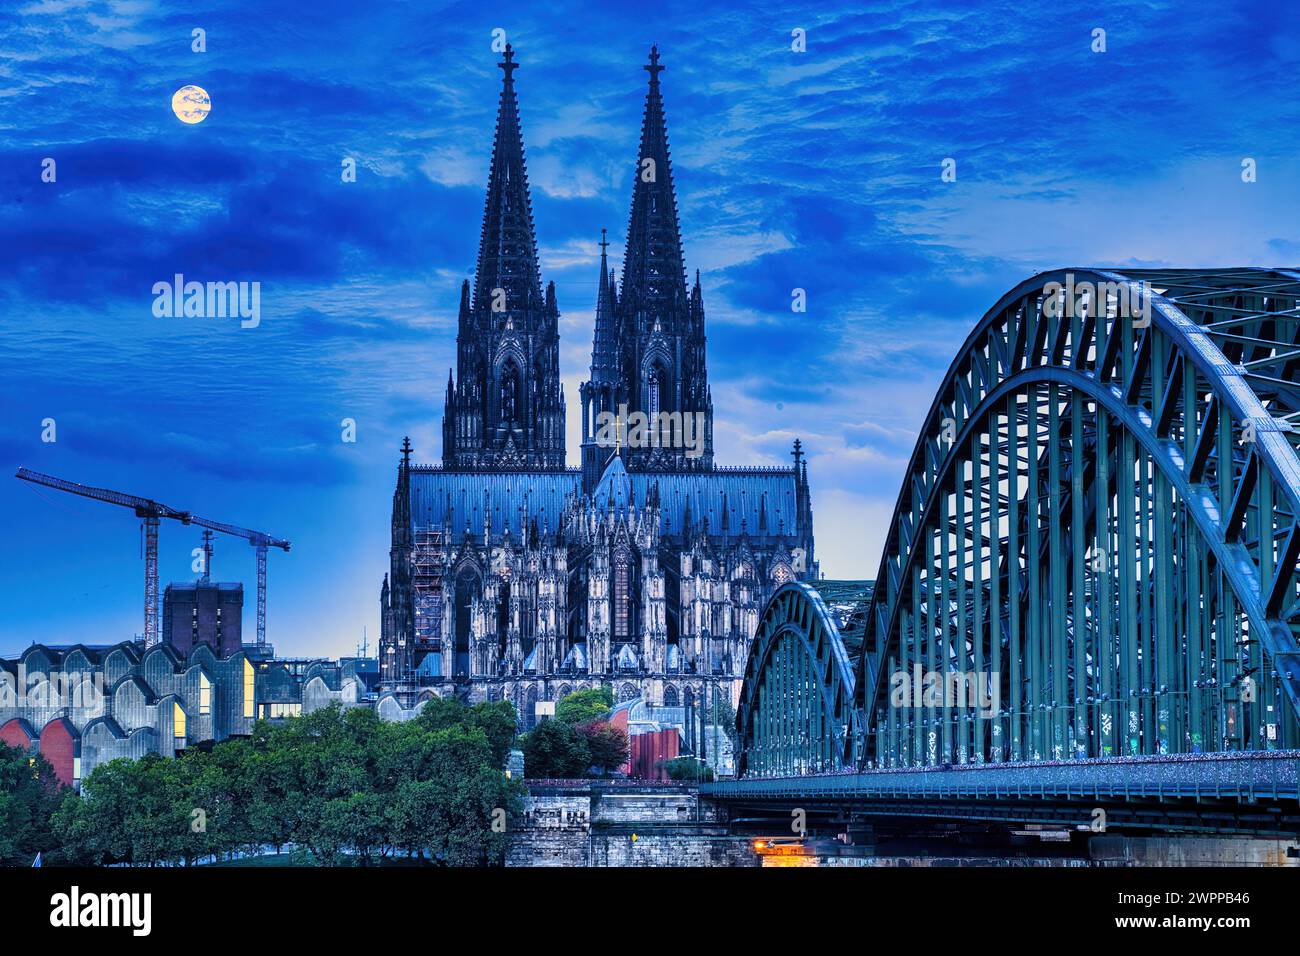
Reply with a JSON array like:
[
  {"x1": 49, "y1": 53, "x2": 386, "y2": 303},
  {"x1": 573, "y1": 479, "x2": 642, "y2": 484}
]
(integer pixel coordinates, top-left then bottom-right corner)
[
  {"x1": 580, "y1": 45, "x2": 714, "y2": 485},
  {"x1": 444, "y1": 44, "x2": 565, "y2": 472},
  {"x1": 620, "y1": 46, "x2": 689, "y2": 318},
  {"x1": 472, "y1": 44, "x2": 543, "y2": 315},
  {"x1": 444, "y1": 43, "x2": 712, "y2": 478}
]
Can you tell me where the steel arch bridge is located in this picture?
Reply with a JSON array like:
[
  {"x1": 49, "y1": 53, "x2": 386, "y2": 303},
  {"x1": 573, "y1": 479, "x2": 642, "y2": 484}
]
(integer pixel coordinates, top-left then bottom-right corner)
[{"x1": 731, "y1": 269, "x2": 1300, "y2": 798}]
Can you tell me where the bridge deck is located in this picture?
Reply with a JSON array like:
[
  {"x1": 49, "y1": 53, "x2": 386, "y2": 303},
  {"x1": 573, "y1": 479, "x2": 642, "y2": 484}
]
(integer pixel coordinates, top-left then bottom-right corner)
[{"x1": 705, "y1": 751, "x2": 1300, "y2": 803}]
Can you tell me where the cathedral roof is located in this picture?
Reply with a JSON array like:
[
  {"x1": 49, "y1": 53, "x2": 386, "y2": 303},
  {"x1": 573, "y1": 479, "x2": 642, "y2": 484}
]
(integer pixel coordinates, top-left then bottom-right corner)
[
  {"x1": 561, "y1": 642, "x2": 588, "y2": 671},
  {"x1": 409, "y1": 468, "x2": 580, "y2": 535},
  {"x1": 631, "y1": 470, "x2": 798, "y2": 541},
  {"x1": 593, "y1": 454, "x2": 632, "y2": 514},
  {"x1": 407, "y1": 462, "x2": 801, "y2": 544}
]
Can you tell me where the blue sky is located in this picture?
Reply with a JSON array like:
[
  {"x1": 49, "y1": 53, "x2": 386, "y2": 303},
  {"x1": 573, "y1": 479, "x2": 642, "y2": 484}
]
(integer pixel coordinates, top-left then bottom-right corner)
[{"x1": 2, "y1": 0, "x2": 1298, "y2": 658}]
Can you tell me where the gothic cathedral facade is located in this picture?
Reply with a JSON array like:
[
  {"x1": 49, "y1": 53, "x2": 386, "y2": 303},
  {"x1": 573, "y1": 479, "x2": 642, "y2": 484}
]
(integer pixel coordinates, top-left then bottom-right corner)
[{"x1": 379, "y1": 46, "x2": 818, "y2": 726}]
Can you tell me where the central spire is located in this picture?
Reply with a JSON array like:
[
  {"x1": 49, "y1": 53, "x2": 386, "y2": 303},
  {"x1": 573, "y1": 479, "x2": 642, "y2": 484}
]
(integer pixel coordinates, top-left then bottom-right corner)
[
  {"x1": 590, "y1": 228, "x2": 619, "y2": 385},
  {"x1": 621, "y1": 44, "x2": 687, "y2": 316},
  {"x1": 473, "y1": 42, "x2": 542, "y2": 313}
]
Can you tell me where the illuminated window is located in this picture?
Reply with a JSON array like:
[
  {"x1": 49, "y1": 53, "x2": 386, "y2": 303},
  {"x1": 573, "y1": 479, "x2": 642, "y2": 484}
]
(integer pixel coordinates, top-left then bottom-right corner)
[
  {"x1": 262, "y1": 702, "x2": 302, "y2": 719},
  {"x1": 613, "y1": 548, "x2": 630, "y2": 639},
  {"x1": 173, "y1": 701, "x2": 186, "y2": 741},
  {"x1": 199, "y1": 673, "x2": 211, "y2": 715},
  {"x1": 73, "y1": 757, "x2": 81, "y2": 783},
  {"x1": 243, "y1": 659, "x2": 254, "y2": 718}
]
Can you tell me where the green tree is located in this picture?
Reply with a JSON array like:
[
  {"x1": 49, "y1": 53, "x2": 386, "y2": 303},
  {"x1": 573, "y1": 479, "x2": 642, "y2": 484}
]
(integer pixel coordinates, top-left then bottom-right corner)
[
  {"x1": 520, "y1": 719, "x2": 590, "y2": 777},
  {"x1": 555, "y1": 687, "x2": 614, "y2": 726},
  {"x1": 257, "y1": 704, "x2": 383, "y2": 866},
  {"x1": 52, "y1": 754, "x2": 191, "y2": 866},
  {"x1": 706, "y1": 693, "x2": 738, "y2": 746},
  {"x1": 244, "y1": 730, "x2": 306, "y2": 856},
  {"x1": 577, "y1": 720, "x2": 628, "y2": 776},
  {"x1": 39, "y1": 698, "x2": 526, "y2": 867},
  {"x1": 661, "y1": 756, "x2": 714, "y2": 782},
  {"x1": 418, "y1": 723, "x2": 524, "y2": 865},
  {"x1": 414, "y1": 694, "x2": 472, "y2": 732},
  {"x1": 187, "y1": 738, "x2": 257, "y2": 861},
  {"x1": 417, "y1": 696, "x2": 519, "y2": 768},
  {"x1": 466, "y1": 699, "x2": 520, "y2": 767},
  {"x1": 0, "y1": 744, "x2": 62, "y2": 865}
]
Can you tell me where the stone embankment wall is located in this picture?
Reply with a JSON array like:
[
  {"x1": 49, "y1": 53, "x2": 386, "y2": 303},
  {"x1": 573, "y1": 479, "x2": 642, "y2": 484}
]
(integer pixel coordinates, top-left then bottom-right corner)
[{"x1": 507, "y1": 781, "x2": 758, "y2": 867}]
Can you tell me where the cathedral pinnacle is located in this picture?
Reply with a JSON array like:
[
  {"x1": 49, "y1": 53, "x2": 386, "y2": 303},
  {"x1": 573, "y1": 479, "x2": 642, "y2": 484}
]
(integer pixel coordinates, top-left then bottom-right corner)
[
  {"x1": 499, "y1": 42, "x2": 518, "y2": 83},
  {"x1": 645, "y1": 44, "x2": 664, "y2": 82},
  {"x1": 622, "y1": 44, "x2": 687, "y2": 313}
]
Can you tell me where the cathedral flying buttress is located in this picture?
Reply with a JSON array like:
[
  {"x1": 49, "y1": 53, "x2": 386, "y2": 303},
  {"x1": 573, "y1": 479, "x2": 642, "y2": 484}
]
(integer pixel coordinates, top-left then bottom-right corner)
[{"x1": 380, "y1": 46, "x2": 817, "y2": 727}]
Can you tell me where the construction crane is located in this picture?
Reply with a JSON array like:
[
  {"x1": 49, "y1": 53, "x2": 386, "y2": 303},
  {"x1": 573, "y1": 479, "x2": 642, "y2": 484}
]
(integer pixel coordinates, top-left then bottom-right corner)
[
  {"x1": 182, "y1": 512, "x2": 290, "y2": 647},
  {"x1": 16, "y1": 467, "x2": 191, "y2": 646},
  {"x1": 15, "y1": 467, "x2": 289, "y2": 648}
]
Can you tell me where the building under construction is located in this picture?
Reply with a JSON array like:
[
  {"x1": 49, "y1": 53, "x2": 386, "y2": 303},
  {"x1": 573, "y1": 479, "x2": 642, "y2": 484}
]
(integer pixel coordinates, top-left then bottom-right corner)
[
  {"x1": 0, "y1": 467, "x2": 407, "y2": 789},
  {"x1": 14, "y1": 467, "x2": 289, "y2": 650},
  {"x1": 162, "y1": 581, "x2": 244, "y2": 657}
]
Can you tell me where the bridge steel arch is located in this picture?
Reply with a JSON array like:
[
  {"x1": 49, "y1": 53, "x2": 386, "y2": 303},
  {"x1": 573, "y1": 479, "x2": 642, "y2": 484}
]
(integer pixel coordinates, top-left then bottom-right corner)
[
  {"x1": 736, "y1": 269, "x2": 1300, "y2": 778},
  {"x1": 735, "y1": 582, "x2": 862, "y2": 777}
]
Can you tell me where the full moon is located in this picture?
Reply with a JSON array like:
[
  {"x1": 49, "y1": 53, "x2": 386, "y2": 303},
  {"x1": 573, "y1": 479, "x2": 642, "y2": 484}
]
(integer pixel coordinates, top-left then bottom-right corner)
[{"x1": 171, "y1": 85, "x2": 211, "y2": 124}]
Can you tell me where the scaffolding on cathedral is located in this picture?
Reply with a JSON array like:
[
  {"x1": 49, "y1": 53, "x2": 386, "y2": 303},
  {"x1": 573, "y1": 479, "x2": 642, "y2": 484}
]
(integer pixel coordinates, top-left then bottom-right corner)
[{"x1": 412, "y1": 527, "x2": 444, "y2": 650}]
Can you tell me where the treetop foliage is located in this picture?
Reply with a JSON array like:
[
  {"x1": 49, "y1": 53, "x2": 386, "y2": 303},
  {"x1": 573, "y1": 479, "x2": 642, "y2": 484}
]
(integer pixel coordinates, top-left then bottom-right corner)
[
  {"x1": 3, "y1": 700, "x2": 524, "y2": 867},
  {"x1": 554, "y1": 686, "x2": 614, "y2": 727}
]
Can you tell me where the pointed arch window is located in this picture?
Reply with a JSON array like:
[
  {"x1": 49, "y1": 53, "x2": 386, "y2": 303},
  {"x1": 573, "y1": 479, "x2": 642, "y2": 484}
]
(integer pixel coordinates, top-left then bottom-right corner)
[
  {"x1": 500, "y1": 361, "x2": 520, "y2": 424},
  {"x1": 648, "y1": 368, "x2": 661, "y2": 419},
  {"x1": 455, "y1": 570, "x2": 479, "y2": 678},
  {"x1": 525, "y1": 685, "x2": 539, "y2": 730},
  {"x1": 613, "y1": 547, "x2": 631, "y2": 640}
]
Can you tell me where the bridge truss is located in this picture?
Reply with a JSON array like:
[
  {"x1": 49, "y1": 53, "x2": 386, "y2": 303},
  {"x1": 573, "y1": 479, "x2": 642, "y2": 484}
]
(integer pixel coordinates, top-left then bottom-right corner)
[{"x1": 735, "y1": 269, "x2": 1300, "y2": 781}]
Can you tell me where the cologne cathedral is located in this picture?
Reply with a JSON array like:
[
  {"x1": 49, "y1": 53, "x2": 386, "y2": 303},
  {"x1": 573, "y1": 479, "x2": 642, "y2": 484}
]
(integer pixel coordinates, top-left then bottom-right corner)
[{"x1": 378, "y1": 45, "x2": 817, "y2": 725}]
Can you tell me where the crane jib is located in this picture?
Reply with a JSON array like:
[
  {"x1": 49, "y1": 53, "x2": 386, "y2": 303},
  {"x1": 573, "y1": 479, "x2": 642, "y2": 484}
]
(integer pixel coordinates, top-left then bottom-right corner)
[{"x1": 14, "y1": 466, "x2": 290, "y2": 646}]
